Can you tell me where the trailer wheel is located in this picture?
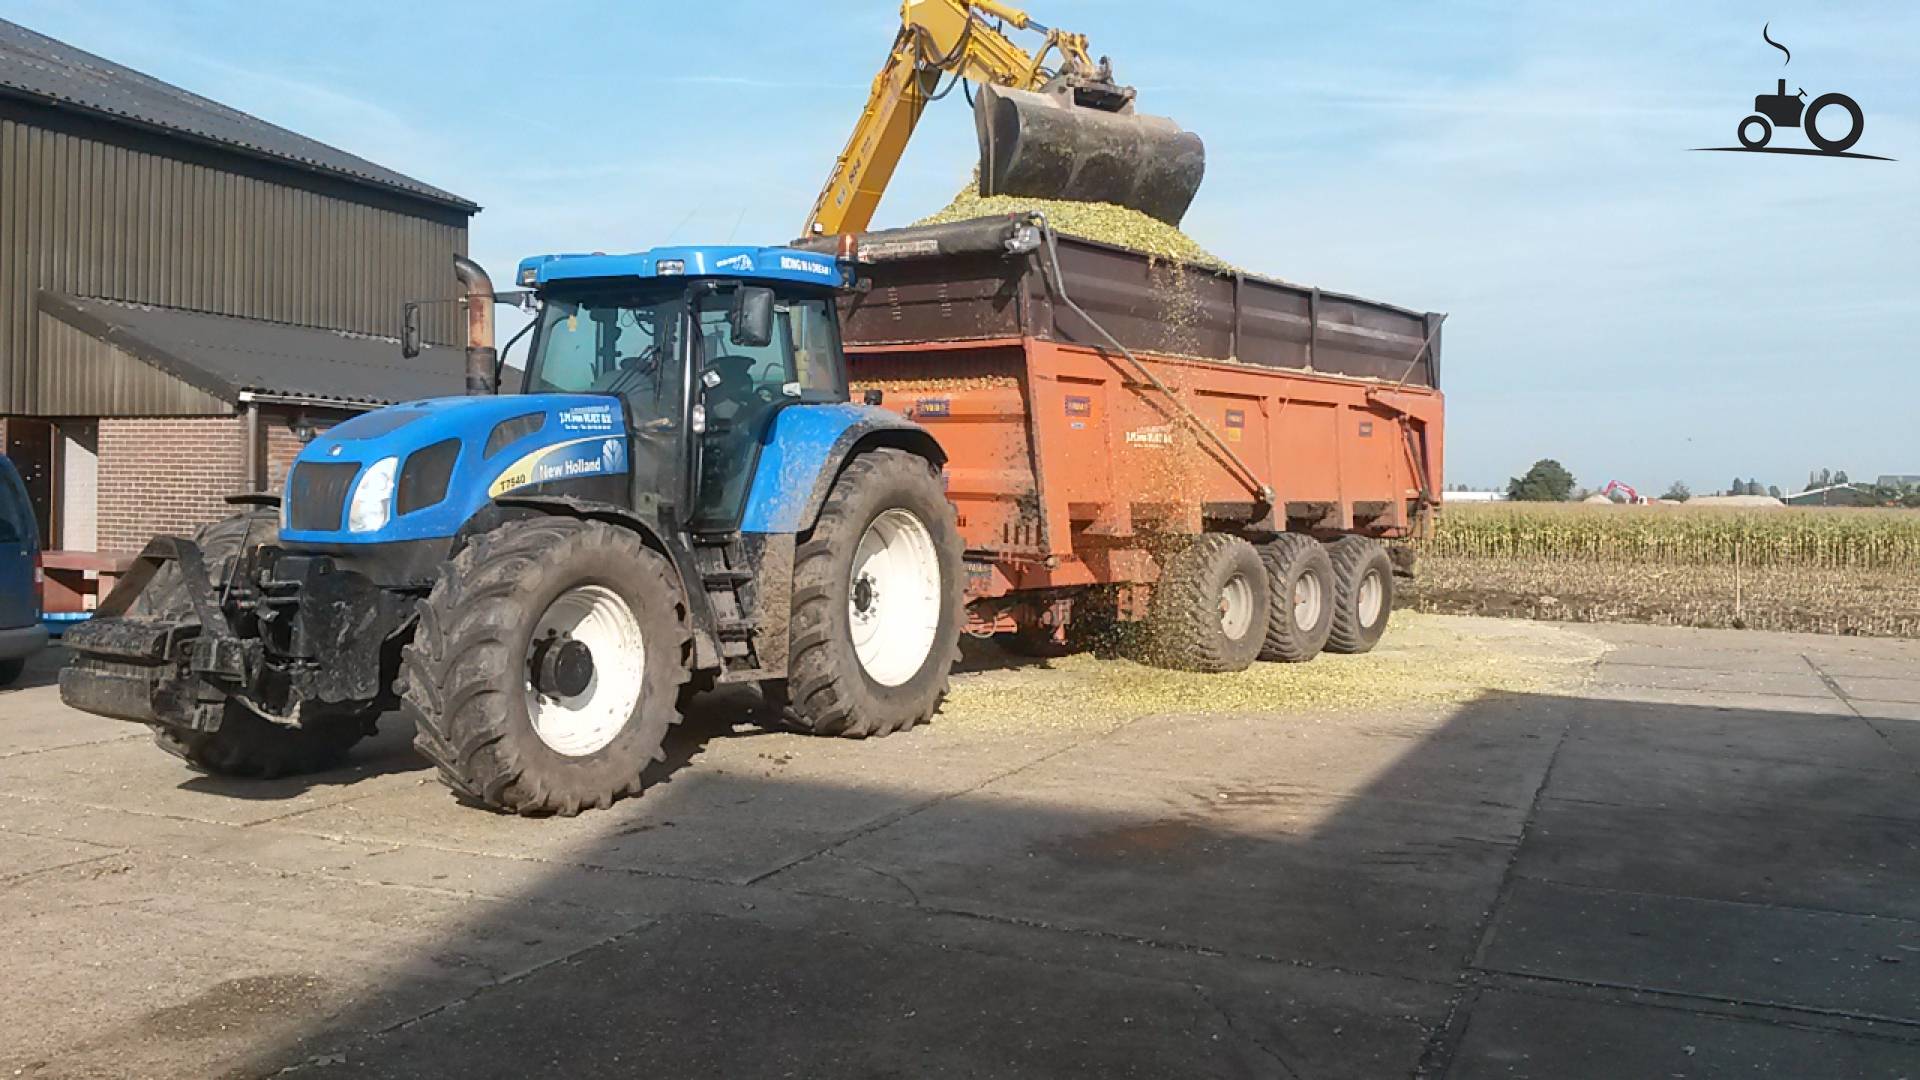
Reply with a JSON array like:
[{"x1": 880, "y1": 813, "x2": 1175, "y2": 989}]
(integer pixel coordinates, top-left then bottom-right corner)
[
  {"x1": 1258, "y1": 535, "x2": 1335, "y2": 663},
  {"x1": 402, "y1": 517, "x2": 691, "y2": 815},
  {"x1": 1147, "y1": 533, "x2": 1269, "y2": 673},
  {"x1": 131, "y1": 509, "x2": 373, "y2": 778},
  {"x1": 768, "y1": 449, "x2": 963, "y2": 738},
  {"x1": 1325, "y1": 536, "x2": 1394, "y2": 655}
]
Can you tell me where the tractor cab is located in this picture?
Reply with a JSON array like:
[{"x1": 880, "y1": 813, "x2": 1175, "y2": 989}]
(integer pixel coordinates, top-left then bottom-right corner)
[{"x1": 514, "y1": 246, "x2": 851, "y2": 533}]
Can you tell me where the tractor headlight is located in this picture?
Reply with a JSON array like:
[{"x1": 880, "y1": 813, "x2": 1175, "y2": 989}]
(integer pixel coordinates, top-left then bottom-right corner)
[{"x1": 347, "y1": 456, "x2": 399, "y2": 533}]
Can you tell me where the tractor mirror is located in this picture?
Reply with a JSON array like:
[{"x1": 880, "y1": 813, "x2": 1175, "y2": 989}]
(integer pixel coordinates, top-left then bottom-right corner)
[
  {"x1": 401, "y1": 302, "x2": 423, "y2": 359},
  {"x1": 729, "y1": 287, "x2": 775, "y2": 349}
]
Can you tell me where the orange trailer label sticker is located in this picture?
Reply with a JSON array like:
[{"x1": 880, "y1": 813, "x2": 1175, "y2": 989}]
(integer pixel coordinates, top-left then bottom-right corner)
[
  {"x1": 1358, "y1": 421, "x2": 1374, "y2": 437},
  {"x1": 1064, "y1": 395, "x2": 1092, "y2": 417},
  {"x1": 1224, "y1": 409, "x2": 1245, "y2": 442},
  {"x1": 916, "y1": 398, "x2": 950, "y2": 417},
  {"x1": 1125, "y1": 426, "x2": 1175, "y2": 448}
]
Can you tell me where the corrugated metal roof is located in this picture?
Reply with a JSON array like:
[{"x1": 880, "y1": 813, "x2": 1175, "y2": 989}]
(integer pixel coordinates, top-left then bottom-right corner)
[
  {"x1": 0, "y1": 18, "x2": 476, "y2": 212},
  {"x1": 40, "y1": 294, "x2": 466, "y2": 410}
]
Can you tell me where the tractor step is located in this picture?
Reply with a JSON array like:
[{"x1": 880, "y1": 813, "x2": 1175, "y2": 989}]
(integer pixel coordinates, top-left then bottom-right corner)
[{"x1": 701, "y1": 570, "x2": 754, "y2": 590}]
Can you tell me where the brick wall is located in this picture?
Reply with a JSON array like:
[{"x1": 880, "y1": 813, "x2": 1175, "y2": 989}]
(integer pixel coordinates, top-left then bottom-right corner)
[{"x1": 97, "y1": 417, "x2": 246, "y2": 553}]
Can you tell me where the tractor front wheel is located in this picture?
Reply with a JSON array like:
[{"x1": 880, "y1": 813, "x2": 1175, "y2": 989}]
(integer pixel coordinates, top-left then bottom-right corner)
[
  {"x1": 403, "y1": 518, "x2": 691, "y2": 815},
  {"x1": 766, "y1": 449, "x2": 963, "y2": 738}
]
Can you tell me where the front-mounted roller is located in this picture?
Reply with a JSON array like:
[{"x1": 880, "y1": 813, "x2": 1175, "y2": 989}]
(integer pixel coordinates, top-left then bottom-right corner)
[{"x1": 974, "y1": 81, "x2": 1206, "y2": 226}]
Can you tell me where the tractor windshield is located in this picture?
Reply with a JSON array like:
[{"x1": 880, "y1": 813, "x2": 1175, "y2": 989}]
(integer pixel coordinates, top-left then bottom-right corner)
[{"x1": 527, "y1": 291, "x2": 682, "y2": 398}]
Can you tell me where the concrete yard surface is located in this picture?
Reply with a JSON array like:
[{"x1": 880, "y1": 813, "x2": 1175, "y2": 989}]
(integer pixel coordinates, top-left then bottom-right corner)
[{"x1": 0, "y1": 613, "x2": 1917, "y2": 1078}]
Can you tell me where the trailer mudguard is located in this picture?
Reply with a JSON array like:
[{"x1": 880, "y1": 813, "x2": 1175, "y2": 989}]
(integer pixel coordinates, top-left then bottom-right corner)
[{"x1": 738, "y1": 404, "x2": 944, "y2": 535}]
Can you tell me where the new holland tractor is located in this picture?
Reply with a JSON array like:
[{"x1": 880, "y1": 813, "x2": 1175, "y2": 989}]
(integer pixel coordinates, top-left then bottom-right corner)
[{"x1": 60, "y1": 248, "x2": 964, "y2": 814}]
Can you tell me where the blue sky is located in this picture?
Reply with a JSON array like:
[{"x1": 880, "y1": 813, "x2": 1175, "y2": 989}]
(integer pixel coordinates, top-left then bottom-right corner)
[{"x1": 6, "y1": 1, "x2": 1916, "y2": 492}]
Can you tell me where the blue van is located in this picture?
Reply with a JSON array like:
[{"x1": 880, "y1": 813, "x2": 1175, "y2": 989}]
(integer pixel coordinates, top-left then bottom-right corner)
[{"x1": 0, "y1": 454, "x2": 45, "y2": 685}]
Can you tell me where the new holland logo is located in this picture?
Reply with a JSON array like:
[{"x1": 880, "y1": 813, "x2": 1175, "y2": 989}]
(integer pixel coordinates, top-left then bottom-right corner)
[{"x1": 715, "y1": 254, "x2": 754, "y2": 272}]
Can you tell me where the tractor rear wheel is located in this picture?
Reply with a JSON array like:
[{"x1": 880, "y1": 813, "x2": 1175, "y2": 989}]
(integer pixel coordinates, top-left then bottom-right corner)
[
  {"x1": 403, "y1": 517, "x2": 691, "y2": 815},
  {"x1": 1325, "y1": 536, "x2": 1394, "y2": 655},
  {"x1": 765, "y1": 449, "x2": 963, "y2": 738},
  {"x1": 1258, "y1": 534, "x2": 1335, "y2": 663},
  {"x1": 1146, "y1": 533, "x2": 1269, "y2": 673},
  {"x1": 133, "y1": 509, "x2": 373, "y2": 778}
]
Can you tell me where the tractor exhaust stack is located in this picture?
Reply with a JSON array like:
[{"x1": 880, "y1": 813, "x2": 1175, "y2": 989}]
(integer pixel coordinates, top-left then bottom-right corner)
[{"x1": 453, "y1": 255, "x2": 497, "y2": 395}]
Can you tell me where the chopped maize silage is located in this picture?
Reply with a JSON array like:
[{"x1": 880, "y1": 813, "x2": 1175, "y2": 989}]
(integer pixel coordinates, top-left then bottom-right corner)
[
  {"x1": 914, "y1": 181, "x2": 1235, "y2": 273},
  {"x1": 936, "y1": 612, "x2": 1606, "y2": 733}
]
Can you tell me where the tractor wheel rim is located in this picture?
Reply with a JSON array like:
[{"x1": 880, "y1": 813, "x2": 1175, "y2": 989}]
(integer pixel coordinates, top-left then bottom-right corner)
[
  {"x1": 1356, "y1": 570, "x2": 1385, "y2": 628},
  {"x1": 1292, "y1": 573, "x2": 1324, "y2": 632},
  {"x1": 849, "y1": 508, "x2": 941, "y2": 687},
  {"x1": 1219, "y1": 573, "x2": 1255, "y2": 640},
  {"x1": 527, "y1": 584, "x2": 643, "y2": 757}
]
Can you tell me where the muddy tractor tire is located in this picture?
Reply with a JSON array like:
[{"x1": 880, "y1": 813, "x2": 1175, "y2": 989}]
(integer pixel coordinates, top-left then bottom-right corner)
[
  {"x1": 1258, "y1": 534, "x2": 1335, "y2": 663},
  {"x1": 1325, "y1": 536, "x2": 1395, "y2": 655},
  {"x1": 1147, "y1": 533, "x2": 1269, "y2": 673},
  {"x1": 765, "y1": 449, "x2": 964, "y2": 738},
  {"x1": 132, "y1": 509, "x2": 374, "y2": 778},
  {"x1": 403, "y1": 517, "x2": 692, "y2": 815}
]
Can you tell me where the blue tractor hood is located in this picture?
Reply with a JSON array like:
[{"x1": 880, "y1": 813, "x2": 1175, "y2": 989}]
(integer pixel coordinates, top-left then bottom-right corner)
[{"x1": 280, "y1": 394, "x2": 628, "y2": 545}]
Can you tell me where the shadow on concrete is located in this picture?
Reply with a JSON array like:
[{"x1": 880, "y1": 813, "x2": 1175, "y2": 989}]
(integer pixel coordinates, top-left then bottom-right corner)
[
  {"x1": 1, "y1": 642, "x2": 66, "y2": 693},
  {"x1": 65, "y1": 686, "x2": 1920, "y2": 1077}
]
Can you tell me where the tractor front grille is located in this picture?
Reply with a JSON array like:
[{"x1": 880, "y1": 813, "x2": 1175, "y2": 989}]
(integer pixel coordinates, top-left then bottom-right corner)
[{"x1": 286, "y1": 461, "x2": 362, "y2": 532}]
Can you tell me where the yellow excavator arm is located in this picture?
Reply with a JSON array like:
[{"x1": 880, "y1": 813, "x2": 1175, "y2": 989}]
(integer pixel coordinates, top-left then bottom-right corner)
[{"x1": 802, "y1": 0, "x2": 1200, "y2": 238}]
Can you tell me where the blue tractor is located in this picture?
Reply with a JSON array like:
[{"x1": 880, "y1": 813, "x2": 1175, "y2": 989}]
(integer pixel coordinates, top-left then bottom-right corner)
[{"x1": 60, "y1": 247, "x2": 964, "y2": 814}]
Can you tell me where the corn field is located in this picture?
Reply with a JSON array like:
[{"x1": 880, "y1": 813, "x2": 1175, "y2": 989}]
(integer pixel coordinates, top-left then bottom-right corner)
[
  {"x1": 1405, "y1": 504, "x2": 1920, "y2": 638},
  {"x1": 1423, "y1": 504, "x2": 1920, "y2": 569}
]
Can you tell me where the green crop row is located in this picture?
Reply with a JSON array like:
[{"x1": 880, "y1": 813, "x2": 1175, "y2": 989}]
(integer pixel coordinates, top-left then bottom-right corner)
[{"x1": 1422, "y1": 503, "x2": 1920, "y2": 570}]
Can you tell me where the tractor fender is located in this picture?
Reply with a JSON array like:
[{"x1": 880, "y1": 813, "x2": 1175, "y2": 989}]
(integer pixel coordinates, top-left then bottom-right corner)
[
  {"x1": 489, "y1": 494, "x2": 666, "y2": 551},
  {"x1": 740, "y1": 404, "x2": 946, "y2": 536}
]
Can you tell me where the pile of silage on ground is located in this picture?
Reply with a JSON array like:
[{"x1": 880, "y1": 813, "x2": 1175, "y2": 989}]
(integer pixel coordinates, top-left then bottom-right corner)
[
  {"x1": 913, "y1": 181, "x2": 1235, "y2": 273},
  {"x1": 936, "y1": 612, "x2": 1605, "y2": 732}
]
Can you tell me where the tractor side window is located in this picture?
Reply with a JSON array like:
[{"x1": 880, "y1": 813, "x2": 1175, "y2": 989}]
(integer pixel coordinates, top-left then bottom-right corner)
[{"x1": 787, "y1": 298, "x2": 846, "y2": 399}]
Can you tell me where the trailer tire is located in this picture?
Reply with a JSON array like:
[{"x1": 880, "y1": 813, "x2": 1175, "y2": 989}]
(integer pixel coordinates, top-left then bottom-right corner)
[
  {"x1": 768, "y1": 449, "x2": 963, "y2": 738},
  {"x1": 124, "y1": 508, "x2": 376, "y2": 778},
  {"x1": 1258, "y1": 535, "x2": 1335, "y2": 663},
  {"x1": 402, "y1": 517, "x2": 692, "y2": 815},
  {"x1": 1325, "y1": 536, "x2": 1394, "y2": 655},
  {"x1": 1147, "y1": 533, "x2": 1269, "y2": 673},
  {"x1": 0, "y1": 656, "x2": 26, "y2": 687}
]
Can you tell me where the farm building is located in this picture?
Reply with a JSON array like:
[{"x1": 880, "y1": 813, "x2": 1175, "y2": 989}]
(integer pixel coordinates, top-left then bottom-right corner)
[
  {"x1": 0, "y1": 18, "x2": 475, "y2": 558},
  {"x1": 1783, "y1": 483, "x2": 1877, "y2": 508}
]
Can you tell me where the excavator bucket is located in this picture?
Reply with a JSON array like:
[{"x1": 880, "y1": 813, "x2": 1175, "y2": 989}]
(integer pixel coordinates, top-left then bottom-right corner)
[{"x1": 974, "y1": 83, "x2": 1206, "y2": 226}]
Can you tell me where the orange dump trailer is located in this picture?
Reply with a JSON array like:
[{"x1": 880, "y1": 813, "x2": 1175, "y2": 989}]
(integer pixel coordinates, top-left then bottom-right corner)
[{"x1": 828, "y1": 216, "x2": 1444, "y2": 664}]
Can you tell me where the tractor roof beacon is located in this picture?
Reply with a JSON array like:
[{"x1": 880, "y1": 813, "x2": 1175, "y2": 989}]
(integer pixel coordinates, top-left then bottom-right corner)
[{"x1": 60, "y1": 244, "x2": 964, "y2": 815}]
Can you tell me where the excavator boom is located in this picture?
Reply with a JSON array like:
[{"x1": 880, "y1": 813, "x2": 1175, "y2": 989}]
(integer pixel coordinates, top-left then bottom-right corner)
[{"x1": 803, "y1": 0, "x2": 1205, "y2": 237}]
